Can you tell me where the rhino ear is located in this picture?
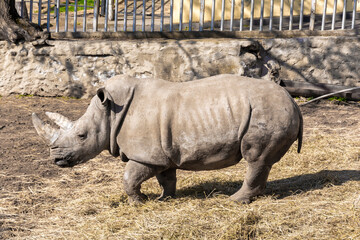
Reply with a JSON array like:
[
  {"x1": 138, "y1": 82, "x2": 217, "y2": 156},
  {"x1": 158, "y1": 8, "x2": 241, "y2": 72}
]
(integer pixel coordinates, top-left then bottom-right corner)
[{"x1": 97, "y1": 88, "x2": 110, "y2": 105}]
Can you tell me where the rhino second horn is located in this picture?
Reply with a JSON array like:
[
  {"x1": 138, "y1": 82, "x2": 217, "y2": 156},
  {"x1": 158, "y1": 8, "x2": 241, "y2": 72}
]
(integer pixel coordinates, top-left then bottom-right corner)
[
  {"x1": 32, "y1": 113, "x2": 60, "y2": 145},
  {"x1": 45, "y1": 112, "x2": 74, "y2": 130}
]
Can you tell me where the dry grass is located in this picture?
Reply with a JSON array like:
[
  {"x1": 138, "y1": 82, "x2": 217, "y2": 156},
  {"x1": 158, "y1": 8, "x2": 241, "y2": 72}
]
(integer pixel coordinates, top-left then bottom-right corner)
[{"x1": 1, "y1": 100, "x2": 360, "y2": 239}]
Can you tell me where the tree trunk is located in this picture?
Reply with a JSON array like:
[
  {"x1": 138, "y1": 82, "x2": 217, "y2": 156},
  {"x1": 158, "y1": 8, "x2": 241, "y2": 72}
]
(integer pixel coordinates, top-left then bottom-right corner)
[{"x1": 0, "y1": 0, "x2": 48, "y2": 43}]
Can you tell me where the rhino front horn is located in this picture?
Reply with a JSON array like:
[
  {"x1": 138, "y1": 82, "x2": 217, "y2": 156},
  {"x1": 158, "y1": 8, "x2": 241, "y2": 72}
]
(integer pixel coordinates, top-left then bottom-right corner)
[
  {"x1": 45, "y1": 112, "x2": 73, "y2": 130},
  {"x1": 32, "y1": 113, "x2": 60, "y2": 145}
]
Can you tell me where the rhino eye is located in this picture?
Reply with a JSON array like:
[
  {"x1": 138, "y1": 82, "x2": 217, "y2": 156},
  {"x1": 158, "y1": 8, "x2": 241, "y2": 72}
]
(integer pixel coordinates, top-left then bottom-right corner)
[{"x1": 78, "y1": 133, "x2": 87, "y2": 140}]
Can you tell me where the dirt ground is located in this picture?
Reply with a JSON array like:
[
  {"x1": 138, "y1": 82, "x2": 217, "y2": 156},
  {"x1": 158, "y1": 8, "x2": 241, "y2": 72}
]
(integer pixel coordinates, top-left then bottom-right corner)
[{"x1": 0, "y1": 96, "x2": 359, "y2": 239}]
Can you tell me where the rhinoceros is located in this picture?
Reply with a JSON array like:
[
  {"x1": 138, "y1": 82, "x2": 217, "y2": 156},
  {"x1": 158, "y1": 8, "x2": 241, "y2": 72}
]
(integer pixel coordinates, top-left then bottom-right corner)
[{"x1": 32, "y1": 74, "x2": 303, "y2": 203}]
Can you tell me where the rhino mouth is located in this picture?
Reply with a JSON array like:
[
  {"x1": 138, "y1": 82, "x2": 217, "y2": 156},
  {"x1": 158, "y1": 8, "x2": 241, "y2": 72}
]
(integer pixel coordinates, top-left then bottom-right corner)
[
  {"x1": 53, "y1": 154, "x2": 76, "y2": 168},
  {"x1": 55, "y1": 158, "x2": 73, "y2": 167}
]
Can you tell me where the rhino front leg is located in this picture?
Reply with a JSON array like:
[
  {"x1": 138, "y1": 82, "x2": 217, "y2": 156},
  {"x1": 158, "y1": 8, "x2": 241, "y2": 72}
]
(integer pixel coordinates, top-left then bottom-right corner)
[
  {"x1": 123, "y1": 160, "x2": 164, "y2": 203},
  {"x1": 156, "y1": 168, "x2": 177, "y2": 201}
]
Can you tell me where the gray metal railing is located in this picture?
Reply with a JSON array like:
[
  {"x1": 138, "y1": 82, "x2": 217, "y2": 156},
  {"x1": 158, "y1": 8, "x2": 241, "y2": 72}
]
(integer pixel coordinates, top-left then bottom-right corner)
[{"x1": 17, "y1": 0, "x2": 360, "y2": 33}]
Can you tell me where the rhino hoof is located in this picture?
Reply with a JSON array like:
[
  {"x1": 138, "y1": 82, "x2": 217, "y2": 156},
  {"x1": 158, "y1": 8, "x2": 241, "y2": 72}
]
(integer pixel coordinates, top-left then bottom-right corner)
[
  {"x1": 157, "y1": 195, "x2": 175, "y2": 201},
  {"x1": 128, "y1": 193, "x2": 148, "y2": 204},
  {"x1": 229, "y1": 195, "x2": 252, "y2": 204}
]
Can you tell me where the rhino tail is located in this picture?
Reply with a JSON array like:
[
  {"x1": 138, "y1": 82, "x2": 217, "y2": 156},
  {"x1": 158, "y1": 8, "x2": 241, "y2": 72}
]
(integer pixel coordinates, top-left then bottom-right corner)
[{"x1": 296, "y1": 106, "x2": 303, "y2": 154}]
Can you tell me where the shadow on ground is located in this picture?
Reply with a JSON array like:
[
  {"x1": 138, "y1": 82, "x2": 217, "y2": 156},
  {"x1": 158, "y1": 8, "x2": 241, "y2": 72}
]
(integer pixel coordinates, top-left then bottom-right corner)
[{"x1": 168, "y1": 170, "x2": 360, "y2": 200}]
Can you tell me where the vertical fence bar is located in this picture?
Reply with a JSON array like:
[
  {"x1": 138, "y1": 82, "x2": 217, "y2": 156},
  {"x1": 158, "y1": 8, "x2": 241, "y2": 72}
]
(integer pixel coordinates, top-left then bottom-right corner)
[
  {"x1": 300, "y1": 0, "x2": 304, "y2": 29},
  {"x1": 104, "y1": 0, "x2": 109, "y2": 31},
  {"x1": 269, "y1": 0, "x2": 274, "y2": 30},
  {"x1": 30, "y1": 0, "x2": 33, "y2": 22},
  {"x1": 151, "y1": 0, "x2": 155, "y2": 31},
  {"x1": 56, "y1": 0, "x2": 60, "y2": 32},
  {"x1": 289, "y1": 0, "x2": 294, "y2": 30},
  {"x1": 21, "y1": 0, "x2": 24, "y2": 18},
  {"x1": 332, "y1": 0, "x2": 337, "y2": 30},
  {"x1": 221, "y1": 0, "x2": 225, "y2": 30},
  {"x1": 83, "y1": 0, "x2": 88, "y2": 32},
  {"x1": 321, "y1": 0, "x2": 328, "y2": 30},
  {"x1": 260, "y1": 0, "x2": 264, "y2": 31},
  {"x1": 179, "y1": 0, "x2": 183, "y2": 30},
  {"x1": 211, "y1": 0, "x2": 215, "y2": 30},
  {"x1": 133, "y1": 0, "x2": 137, "y2": 31},
  {"x1": 65, "y1": 0, "x2": 69, "y2": 32},
  {"x1": 38, "y1": 0, "x2": 42, "y2": 26},
  {"x1": 309, "y1": 0, "x2": 316, "y2": 30},
  {"x1": 342, "y1": 0, "x2": 347, "y2": 29},
  {"x1": 189, "y1": 0, "x2": 193, "y2": 30},
  {"x1": 124, "y1": 0, "x2": 128, "y2": 31},
  {"x1": 47, "y1": 0, "x2": 50, "y2": 31},
  {"x1": 352, "y1": 0, "x2": 357, "y2": 28},
  {"x1": 93, "y1": 0, "x2": 99, "y2": 31},
  {"x1": 250, "y1": 0, "x2": 254, "y2": 30},
  {"x1": 114, "y1": 0, "x2": 119, "y2": 32},
  {"x1": 240, "y1": 0, "x2": 244, "y2": 31},
  {"x1": 74, "y1": 0, "x2": 78, "y2": 32},
  {"x1": 142, "y1": 0, "x2": 146, "y2": 31},
  {"x1": 200, "y1": 0, "x2": 205, "y2": 31},
  {"x1": 230, "y1": 0, "x2": 235, "y2": 31},
  {"x1": 170, "y1": 0, "x2": 173, "y2": 31},
  {"x1": 279, "y1": 0, "x2": 284, "y2": 30},
  {"x1": 160, "y1": 0, "x2": 164, "y2": 31}
]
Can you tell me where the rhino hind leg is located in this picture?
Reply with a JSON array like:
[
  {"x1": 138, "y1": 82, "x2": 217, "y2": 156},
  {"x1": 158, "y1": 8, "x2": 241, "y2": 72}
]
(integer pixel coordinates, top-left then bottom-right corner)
[
  {"x1": 156, "y1": 168, "x2": 177, "y2": 201},
  {"x1": 231, "y1": 131, "x2": 296, "y2": 204},
  {"x1": 230, "y1": 163, "x2": 272, "y2": 204},
  {"x1": 123, "y1": 160, "x2": 165, "y2": 203}
]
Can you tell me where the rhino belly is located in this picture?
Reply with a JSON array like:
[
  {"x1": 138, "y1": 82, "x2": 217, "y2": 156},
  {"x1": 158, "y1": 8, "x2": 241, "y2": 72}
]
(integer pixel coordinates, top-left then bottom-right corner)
[{"x1": 177, "y1": 143, "x2": 242, "y2": 171}]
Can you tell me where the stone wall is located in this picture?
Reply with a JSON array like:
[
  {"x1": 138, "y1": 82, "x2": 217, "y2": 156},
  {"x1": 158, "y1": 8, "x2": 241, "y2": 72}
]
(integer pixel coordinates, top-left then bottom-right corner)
[{"x1": 0, "y1": 36, "x2": 359, "y2": 98}]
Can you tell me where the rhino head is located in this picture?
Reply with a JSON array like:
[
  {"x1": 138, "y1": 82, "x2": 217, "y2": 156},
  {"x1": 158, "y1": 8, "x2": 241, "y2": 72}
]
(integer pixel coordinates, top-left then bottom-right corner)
[{"x1": 32, "y1": 89, "x2": 112, "y2": 167}]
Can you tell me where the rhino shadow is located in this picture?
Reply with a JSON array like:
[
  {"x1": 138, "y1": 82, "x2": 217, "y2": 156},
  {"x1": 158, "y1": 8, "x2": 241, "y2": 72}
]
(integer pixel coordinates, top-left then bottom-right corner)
[{"x1": 168, "y1": 170, "x2": 360, "y2": 200}]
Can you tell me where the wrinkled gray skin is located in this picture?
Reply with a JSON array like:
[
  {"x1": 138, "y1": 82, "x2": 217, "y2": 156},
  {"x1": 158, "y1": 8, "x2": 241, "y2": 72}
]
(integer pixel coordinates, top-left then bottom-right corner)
[{"x1": 33, "y1": 74, "x2": 303, "y2": 204}]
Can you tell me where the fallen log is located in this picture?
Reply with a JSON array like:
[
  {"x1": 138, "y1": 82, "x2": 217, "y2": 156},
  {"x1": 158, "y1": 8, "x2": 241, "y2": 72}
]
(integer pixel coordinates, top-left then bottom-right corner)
[{"x1": 281, "y1": 80, "x2": 360, "y2": 101}]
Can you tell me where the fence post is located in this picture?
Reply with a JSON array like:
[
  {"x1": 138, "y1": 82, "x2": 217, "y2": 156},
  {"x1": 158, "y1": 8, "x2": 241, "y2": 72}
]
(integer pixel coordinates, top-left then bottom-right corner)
[
  {"x1": 74, "y1": 0, "x2": 78, "y2": 32},
  {"x1": 142, "y1": 0, "x2": 146, "y2": 31},
  {"x1": 342, "y1": 0, "x2": 347, "y2": 29},
  {"x1": 65, "y1": 0, "x2": 69, "y2": 32},
  {"x1": 124, "y1": 0, "x2": 128, "y2": 31},
  {"x1": 269, "y1": 0, "x2": 274, "y2": 30},
  {"x1": 321, "y1": 0, "x2": 328, "y2": 30},
  {"x1": 352, "y1": 0, "x2": 357, "y2": 29},
  {"x1": 170, "y1": 0, "x2": 173, "y2": 31},
  {"x1": 332, "y1": 0, "x2": 337, "y2": 30},
  {"x1": 160, "y1": 0, "x2": 164, "y2": 31},
  {"x1": 133, "y1": 0, "x2": 137, "y2": 32},
  {"x1": 200, "y1": 0, "x2": 205, "y2": 31},
  {"x1": 260, "y1": 0, "x2": 264, "y2": 31},
  {"x1": 279, "y1": 0, "x2": 284, "y2": 30},
  {"x1": 179, "y1": 0, "x2": 183, "y2": 30},
  {"x1": 211, "y1": 0, "x2": 215, "y2": 30},
  {"x1": 239, "y1": 0, "x2": 244, "y2": 31},
  {"x1": 221, "y1": 0, "x2": 225, "y2": 31},
  {"x1": 309, "y1": 0, "x2": 316, "y2": 30},
  {"x1": 93, "y1": 0, "x2": 99, "y2": 32},
  {"x1": 289, "y1": 0, "x2": 294, "y2": 30},
  {"x1": 84, "y1": 0, "x2": 88, "y2": 32},
  {"x1": 56, "y1": 0, "x2": 60, "y2": 32},
  {"x1": 189, "y1": 0, "x2": 193, "y2": 31},
  {"x1": 151, "y1": 0, "x2": 155, "y2": 31},
  {"x1": 299, "y1": 0, "x2": 304, "y2": 29},
  {"x1": 38, "y1": 0, "x2": 42, "y2": 26}
]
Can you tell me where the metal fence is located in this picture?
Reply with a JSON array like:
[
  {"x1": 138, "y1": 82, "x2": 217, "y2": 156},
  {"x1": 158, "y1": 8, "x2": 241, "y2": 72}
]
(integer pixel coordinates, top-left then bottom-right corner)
[{"x1": 17, "y1": 0, "x2": 359, "y2": 32}]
